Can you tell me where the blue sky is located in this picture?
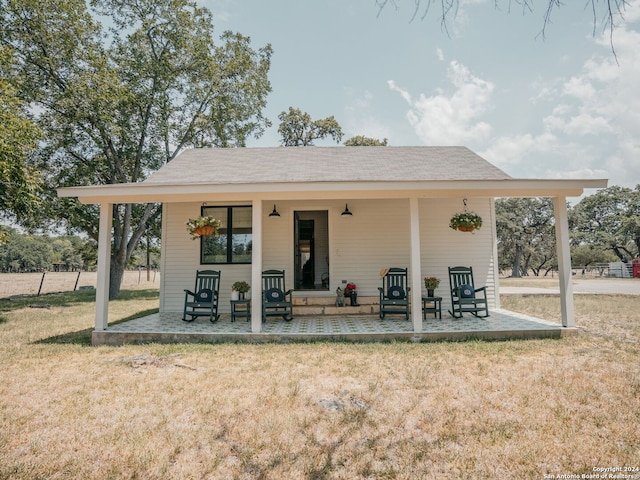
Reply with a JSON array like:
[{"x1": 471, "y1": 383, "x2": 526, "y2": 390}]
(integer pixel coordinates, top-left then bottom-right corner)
[{"x1": 204, "y1": 0, "x2": 640, "y2": 191}]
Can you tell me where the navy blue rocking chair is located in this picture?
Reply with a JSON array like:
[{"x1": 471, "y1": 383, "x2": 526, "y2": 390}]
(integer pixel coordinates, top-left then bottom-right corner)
[
  {"x1": 262, "y1": 269, "x2": 293, "y2": 322},
  {"x1": 379, "y1": 267, "x2": 410, "y2": 320},
  {"x1": 448, "y1": 266, "x2": 489, "y2": 318},
  {"x1": 182, "y1": 270, "x2": 221, "y2": 322}
]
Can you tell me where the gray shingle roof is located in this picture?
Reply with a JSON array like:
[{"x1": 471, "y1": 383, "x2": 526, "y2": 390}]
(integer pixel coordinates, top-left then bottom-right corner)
[{"x1": 143, "y1": 146, "x2": 512, "y2": 185}]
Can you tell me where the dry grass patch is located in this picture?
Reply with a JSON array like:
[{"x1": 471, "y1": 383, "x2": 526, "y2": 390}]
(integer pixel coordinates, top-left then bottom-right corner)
[{"x1": 0, "y1": 291, "x2": 639, "y2": 479}]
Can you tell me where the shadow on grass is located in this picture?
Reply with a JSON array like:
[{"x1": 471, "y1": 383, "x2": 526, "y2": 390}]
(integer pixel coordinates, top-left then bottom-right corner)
[
  {"x1": 35, "y1": 307, "x2": 160, "y2": 346},
  {"x1": 12, "y1": 289, "x2": 160, "y2": 347}
]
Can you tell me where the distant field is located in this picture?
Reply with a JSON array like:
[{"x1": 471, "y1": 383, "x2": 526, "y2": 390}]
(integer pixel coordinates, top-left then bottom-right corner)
[{"x1": 0, "y1": 270, "x2": 160, "y2": 298}]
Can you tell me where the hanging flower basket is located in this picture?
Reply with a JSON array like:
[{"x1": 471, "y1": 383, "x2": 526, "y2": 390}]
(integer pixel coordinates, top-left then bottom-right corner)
[
  {"x1": 450, "y1": 211, "x2": 483, "y2": 232},
  {"x1": 450, "y1": 200, "x2": 482, "y2": 233},
  {"x1": 186, "y1": 216, "x2": 221, "y2": 240}
]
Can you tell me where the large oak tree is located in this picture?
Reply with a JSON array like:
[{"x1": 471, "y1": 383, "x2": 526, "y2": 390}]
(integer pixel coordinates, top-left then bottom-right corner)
[
  {"x1": 1, "y1": 0, "x2": 272, "y2": 298},
  {"x1": 571, "y1": 185, "x2": 640, "y2": 262},
  {"x1": 495, "y1": 197, "x2": 556, "y2": 276},
  {"x1": 0, "y1": 48, "x2": 41, "y2": 223}
]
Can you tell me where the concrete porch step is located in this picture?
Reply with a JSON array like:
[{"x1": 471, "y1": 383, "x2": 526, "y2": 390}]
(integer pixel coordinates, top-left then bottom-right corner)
[{"x1": 292, "y1": 296, "x2": 380, "y2": 316}]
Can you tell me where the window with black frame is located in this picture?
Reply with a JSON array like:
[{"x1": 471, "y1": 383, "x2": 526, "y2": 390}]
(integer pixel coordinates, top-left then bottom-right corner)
[{"x1": 201, "y1": 206, "x2": 252, "y2": 264}]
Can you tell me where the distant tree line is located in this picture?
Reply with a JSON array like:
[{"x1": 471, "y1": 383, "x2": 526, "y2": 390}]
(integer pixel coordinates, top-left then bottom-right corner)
[
  {"x1": 496, "y1": 185, "x2": 640, "y2": 277},
  {"x1": 0, "y1": 228, "x2": 159, "y2": 273}
]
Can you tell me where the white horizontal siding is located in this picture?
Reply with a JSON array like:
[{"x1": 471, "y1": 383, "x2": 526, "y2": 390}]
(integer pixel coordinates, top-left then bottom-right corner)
[
  {"x1": 160, "y1": 197, "x2": 497, "y2": 315},
  {"x1": 331, "y1": 198, "x2": 410, "y2": 295},
  {"x1": 419, "y1": 197, "x2": 496, "y2": 313},
  {"x1": 160, "y1": 202, "x2": 201, "y2": 313}
]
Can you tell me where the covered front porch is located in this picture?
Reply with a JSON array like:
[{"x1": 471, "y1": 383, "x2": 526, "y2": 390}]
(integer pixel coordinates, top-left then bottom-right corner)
[
  {"x1": 92, "y1": 308, "x2": 574, "y2": 345},
  {"x1": 57, "y1": 146, "x2": 608, "y2": 344}
]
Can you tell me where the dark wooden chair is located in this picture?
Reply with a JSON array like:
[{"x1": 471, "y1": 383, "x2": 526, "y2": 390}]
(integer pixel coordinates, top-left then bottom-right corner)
[
  {"x1": 448, "y1": 266, "x2": 489, "y2": 318},
  {"x1": 182, "y1": 270, "x2": 221, "y2": 322},
  {"x1": 262, "y1": 269, "x2": 293, "y2": 322},
  {"x1": 379, "y1": 267, "x2": 410, "y2": 320}
]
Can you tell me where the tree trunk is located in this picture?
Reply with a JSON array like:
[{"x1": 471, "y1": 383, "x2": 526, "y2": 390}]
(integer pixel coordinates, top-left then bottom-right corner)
[
  {"x1": 108, "y1": 203, "x2": 159, "y2": 299},
  {"x1": 511, "y1": 244, "x2": 523, "y2": 277},
  {"x1": 612, "y1": 246, "x2": 626, "y2": 262},
  {"x1": 109, "y1": 259, "x2": 126, "y2": 300},
  {"x1": 146, "y1": 232, "x2": 151, "y2": 282}
]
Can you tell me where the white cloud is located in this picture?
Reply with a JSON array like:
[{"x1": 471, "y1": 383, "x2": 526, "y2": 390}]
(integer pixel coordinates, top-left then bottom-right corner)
[
  {"x1": 545, "y1": 19, "x2": 640, "y2": 187},
  {"x1": 486, "y1": 10, "x2": 640, "y2": 188},
  {"x1": 387, "y1": 80, "x2": 412, "y2": 104},
  {"x1": 389, "y1": 61, "x2": 494, "y2": 145},
  {"x1": 562, "y1": 76, "x2": 596, "y2": 100},
  {"x1": 480, "y1": 132, "x2": 557, "y2": 169},
  {"x1": 543, "y1": 111, "x2": 612, "y2": 136}
]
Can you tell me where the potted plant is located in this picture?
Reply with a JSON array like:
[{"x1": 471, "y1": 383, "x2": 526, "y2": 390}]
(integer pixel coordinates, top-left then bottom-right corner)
[
  {"x1": 449, "y1": 211, "x2": 483, "y2": 232},
  {"x1": 186, "y1": 216, "x2": 221, "y2": 240},
  {"x1": 423, "y1": 276, "x2": 440, "y2": 297},
  {"x1": 231, "y1": 280, "x2": 250, "y2": 300}
]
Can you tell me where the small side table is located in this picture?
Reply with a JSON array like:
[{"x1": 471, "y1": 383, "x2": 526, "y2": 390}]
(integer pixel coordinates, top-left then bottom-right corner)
[
  {"x1": 422, "y1": 296, "x2": 442, "y2": 320},
  {"x1": 231, "y1": 299, "x2": 251, "y2": 322}
]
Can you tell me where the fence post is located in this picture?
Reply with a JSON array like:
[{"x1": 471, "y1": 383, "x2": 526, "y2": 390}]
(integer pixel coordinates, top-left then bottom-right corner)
[
  {"x1": 73, "y1": 271, "x2": 81, "y2": 291},
  {"x1": 37, "y1": 271, "x2": 46, "y2": 296}
]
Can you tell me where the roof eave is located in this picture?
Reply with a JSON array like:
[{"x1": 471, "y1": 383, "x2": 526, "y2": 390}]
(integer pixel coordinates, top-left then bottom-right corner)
[{"x1": 57, "y1": 179, "x2": 609, "y2": 204}]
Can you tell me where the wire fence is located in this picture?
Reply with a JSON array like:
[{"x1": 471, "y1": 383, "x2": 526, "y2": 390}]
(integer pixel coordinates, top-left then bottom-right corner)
[
  {"x1": 573, "y1": 263, "x2": 633, "y2": 278},
  {"x1": 503, "y1": 263, "x2": 636, "y2": 279},
  {"x1": 0, "y1": 270, "x2": 160, "y2": 299}
]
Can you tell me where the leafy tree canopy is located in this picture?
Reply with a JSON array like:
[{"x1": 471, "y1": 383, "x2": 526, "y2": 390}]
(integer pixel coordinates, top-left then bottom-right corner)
[
  {"x1": 0, "y1": 48, "x2": 42, "y2": 221},
  {"x1": 344, "y1": 135, "x2": 388, "y2": 146},
  {"x1": 277, "y1": 107, "x2": 343, "y2": 146},
  {"x1": 0, "y1": 0, "x2": 273, "y2": 298},
  {"x1": 495, "y1": 197, "x2": 556, "y2": 276},
  {"x1": 570, "y1": 185, "x2": 640, "y2": 262},
  {"x1": 571, "y1": 245, "x2": 618, "y2": 268}
]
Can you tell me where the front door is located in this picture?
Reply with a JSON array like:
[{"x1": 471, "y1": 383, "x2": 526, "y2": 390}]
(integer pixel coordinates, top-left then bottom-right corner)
[{"x1": 294, "y1": 210, "x2": 329, "y2": 290}]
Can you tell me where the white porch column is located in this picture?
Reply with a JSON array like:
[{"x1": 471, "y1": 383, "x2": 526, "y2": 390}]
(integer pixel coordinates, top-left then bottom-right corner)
[
  {"x1": 409, "y1": 197, "x2": 423, "y2": 334},
  {"x1": 490, "y1": 199, "x2": 501, "y2": 310},
  {"x1": 250, "y1": 199, "x2": 263, "y2": 333},
  {"x1": 95, "y1": 203, "x2": 113, "y2": 331},
  {"x1": 553, "y1": 196, "x2": 575, "y2": 327}
]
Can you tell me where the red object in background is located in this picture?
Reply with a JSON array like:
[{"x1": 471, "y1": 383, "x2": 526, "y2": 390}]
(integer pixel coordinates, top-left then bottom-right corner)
[{"x1": 632, "y1": 258, "x2": 640, "y2": 278}]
